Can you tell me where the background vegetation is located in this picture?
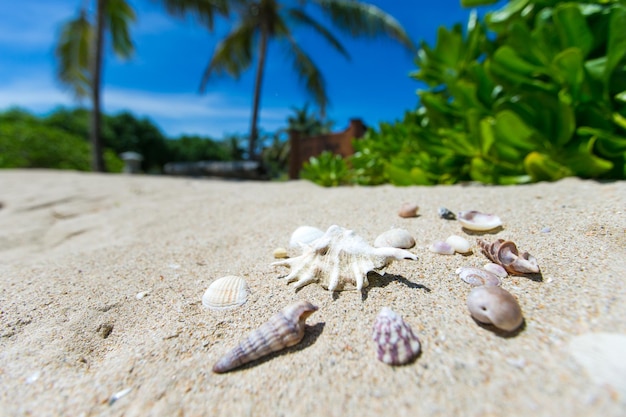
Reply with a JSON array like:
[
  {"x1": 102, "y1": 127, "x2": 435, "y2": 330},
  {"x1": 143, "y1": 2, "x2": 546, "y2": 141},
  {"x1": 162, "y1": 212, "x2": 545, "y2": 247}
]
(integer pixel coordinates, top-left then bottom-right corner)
[
  {"x1": 302, "y1": 0, "x2": 626, "y2": 185},
  {"x1": 0, "y1": 107, "x2": 242, "y2": 173}
]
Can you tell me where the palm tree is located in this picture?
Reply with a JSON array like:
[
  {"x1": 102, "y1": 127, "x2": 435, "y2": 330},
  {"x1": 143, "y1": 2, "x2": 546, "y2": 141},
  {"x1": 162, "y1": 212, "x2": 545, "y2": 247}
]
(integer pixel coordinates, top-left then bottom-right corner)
[
  {"x1": 199, "y1": 0, "x2": 415, "y2": 160},
  {"x1": 287, "y1": 102, "x2": 334, "y2": 137},
  {"x1": 56, "y1": 0, "x2": 229, "y2": 172}
]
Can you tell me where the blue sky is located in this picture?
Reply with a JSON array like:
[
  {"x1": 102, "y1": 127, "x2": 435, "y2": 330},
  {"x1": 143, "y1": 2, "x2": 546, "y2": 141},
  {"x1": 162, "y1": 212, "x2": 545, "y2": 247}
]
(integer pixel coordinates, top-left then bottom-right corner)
[{"x1": 0, "y1": 0, "x2": 503, "y2": 139}]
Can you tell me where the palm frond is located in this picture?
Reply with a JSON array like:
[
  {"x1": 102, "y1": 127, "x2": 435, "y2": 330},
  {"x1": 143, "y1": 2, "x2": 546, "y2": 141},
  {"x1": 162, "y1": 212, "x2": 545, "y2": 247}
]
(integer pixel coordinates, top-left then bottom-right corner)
[
  {"x1": 55, "y1": 10, "x2": 93, "y2": 98},
  {"x1": 286, "y1": 7, "x2": 350, "y2": 60},
  {"x1": 313, "y1": 0, "x2": 415, "y2": 51},
  {"x1": 157, "y1": 0, "x2": 231, "y2": 29},
  {"x1": 106, "y1": 0, "x2": 136, "y2": 58},
  {"x1": 283, "y1": 34, "x2": 328, "y2": 116},
  {"x1": 199, "y1": 20, "x2": 257, "y2": 91}
]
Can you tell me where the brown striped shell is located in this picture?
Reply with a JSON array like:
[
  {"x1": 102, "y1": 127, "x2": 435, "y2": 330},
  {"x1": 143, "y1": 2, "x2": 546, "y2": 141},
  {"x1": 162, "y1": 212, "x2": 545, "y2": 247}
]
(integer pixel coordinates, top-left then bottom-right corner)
[
  {"x1": 212, "y1": 300, "x2": 318, "y2": 373},
  {"x1": 372, "y1": 307, "x2": 421, "y2": 366},
  {"x1": 478, "y1": 239, "x2": 540, "y2": 275}
]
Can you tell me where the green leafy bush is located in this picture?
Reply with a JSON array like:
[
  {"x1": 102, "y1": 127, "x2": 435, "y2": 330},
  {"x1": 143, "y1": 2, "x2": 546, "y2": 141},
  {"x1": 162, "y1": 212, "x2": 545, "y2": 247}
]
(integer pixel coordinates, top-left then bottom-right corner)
[
  {"x1": 300, "y1": 151, "x2": 352, "y2": 186},
  {"x1": 0, "y1": 121, "x2": 122, "y2": 172},
  {"x1": 340, "y1": 0, "x2": 626, "y2": 185}
]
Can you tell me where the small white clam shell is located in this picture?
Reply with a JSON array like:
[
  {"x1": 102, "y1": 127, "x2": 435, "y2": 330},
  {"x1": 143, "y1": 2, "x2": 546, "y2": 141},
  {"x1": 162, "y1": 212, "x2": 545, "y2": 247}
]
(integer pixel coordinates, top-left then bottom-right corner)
[
  {"x1": 484, "y1": 263, "x2": 508, "y2": 278},
  {"x1": 455, "y1": 266, "x2": 501, "y2": 287},
  {"x1": 202, "y1": 275, "x2": 250, "y2": 310},
  {"x1": 289, "y1": 226, "x2": 324, "y2": 247},
  {"x1": 374, "y1": 228, "x2": 416, "y2": 249},
  {"x1": 445, "y1": 235, "x2": 471, "y2": 253},
  {"x1": 466, "y1": 286, "x2": 523, "y2": 332},
  {"x1": 458, "y1": 210, "x2": 503, "y2": 231},
  {"x1": 429, "y1": 241, "x2": 455, "y2": 255},
  {"x1": 372, "y1": 307, "x2": 421, "y2": 365}
]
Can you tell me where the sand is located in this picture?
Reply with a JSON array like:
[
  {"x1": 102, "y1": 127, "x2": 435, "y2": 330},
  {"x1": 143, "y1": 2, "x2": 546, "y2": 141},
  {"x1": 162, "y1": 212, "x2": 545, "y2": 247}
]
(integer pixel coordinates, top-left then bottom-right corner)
[{"x1": 0, "y1": 169, "x2": 625, "y2": 416}]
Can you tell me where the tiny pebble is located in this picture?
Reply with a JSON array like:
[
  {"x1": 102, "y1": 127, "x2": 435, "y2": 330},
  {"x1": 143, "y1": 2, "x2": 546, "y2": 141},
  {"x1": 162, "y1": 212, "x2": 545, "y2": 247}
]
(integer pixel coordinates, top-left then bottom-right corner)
[
  {"x1": 135, "y1": 291, "x2": 149, "y2": 300},
  {"x1": 25, "y1": 371, "x2": 41, "y2": 384},
  {"x1": 273, "y1": 247, "x2": 289, "y2": 259},
  {"x1": 168, "y1": 263, "x2": 181, "y2": 269},
  {"x1": 541, "y1": 227, "x2": 551, "y2": 233},
  {"x1": 109, "y1": 387, "x2": 132, "y2": 406},
  {"x1": 398, "y1": 203, "x2": 419, "y2": 218},
  {"x1": 438, "y1": 207, "x2": 456, "y2": 220}
]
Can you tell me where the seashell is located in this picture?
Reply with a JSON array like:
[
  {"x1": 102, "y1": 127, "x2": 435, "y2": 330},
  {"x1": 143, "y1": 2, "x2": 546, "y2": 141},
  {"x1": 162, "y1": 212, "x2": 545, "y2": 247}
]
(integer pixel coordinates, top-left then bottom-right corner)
[
  {"x1": 289, "y1": 226, "x2": 324, "y2": 248},
  {"x1": 478, "y1": 239, "x2": 540, "y2": 275},
  {"x1": 202, "y1": 276, "x2": 250, "y2": 310},
  {"x1": 484, "y1": 262, "x2": 508, "y2": 278},
  {"x1": 438, "y1": 207, "x2": 456, "y2": 220},
  {"x1": 457, "y1": 210, "x2": 503, "y2": 231},
  {"x1": 272, "y1": 225, "x2": 417, "y2": 292},
  {"x1": 466, "y1": 286, "x2": 523, "y2": 332},
  {"x1": 374, "y1": 228, "x2": 416, "y2": 249},
  {"x1": 398, "y1": 203, "x2": 419, "y2": 218},
  {"x1": 455, "y1": 266, "x2": 501, "y2": 287},
  {"x1": 445, "y1": 235, "x2": 471, "y2": 253},
  {"x1": 372, "y1": 307, "x2": 421, "y2": 366},
  {"x1": 428, "y1": 241, "x2": 455, "y2": 255},
  {"x1": 273, "y1": 247, "x2": 289, "y2": 259},
  {"x1": 212, "y1": 300, "x2": 318, "y2": 373}
]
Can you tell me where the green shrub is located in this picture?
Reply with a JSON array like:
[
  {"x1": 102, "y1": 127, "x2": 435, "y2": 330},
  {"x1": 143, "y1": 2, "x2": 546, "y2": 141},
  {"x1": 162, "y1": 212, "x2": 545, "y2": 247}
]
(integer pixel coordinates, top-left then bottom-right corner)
[
  {"x1": 300, "y1": 151, "x2": 352, "y2": 186},
  {"x1": 0, "y1": 121, "x2": 122, "y2": 172},
  {"x1": 346, "y1": 0, "x2": 626, "y2": 185}
]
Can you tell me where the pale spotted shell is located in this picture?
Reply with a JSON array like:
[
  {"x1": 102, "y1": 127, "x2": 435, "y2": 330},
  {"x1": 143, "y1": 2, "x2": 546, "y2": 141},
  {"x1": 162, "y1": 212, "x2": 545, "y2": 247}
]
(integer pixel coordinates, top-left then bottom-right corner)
[
  {"x1": 372, "y1": 307, "x2": 421, "y2": 366},
  {"x1": 466, "y1": 286, "x2": 523, "y2": 332},
  {"x1": 202, "y1": 276, "x2": 250, "y2": 310},
  {"x1": 374, "y1": 228, "x2": 416, "y2": 249}
]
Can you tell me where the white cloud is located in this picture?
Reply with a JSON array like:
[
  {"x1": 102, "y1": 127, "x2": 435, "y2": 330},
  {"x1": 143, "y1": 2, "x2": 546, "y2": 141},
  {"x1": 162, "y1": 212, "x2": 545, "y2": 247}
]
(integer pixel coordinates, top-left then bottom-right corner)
[{"x1": 0, "y1": 72, "x2": 290, "y2": 138}]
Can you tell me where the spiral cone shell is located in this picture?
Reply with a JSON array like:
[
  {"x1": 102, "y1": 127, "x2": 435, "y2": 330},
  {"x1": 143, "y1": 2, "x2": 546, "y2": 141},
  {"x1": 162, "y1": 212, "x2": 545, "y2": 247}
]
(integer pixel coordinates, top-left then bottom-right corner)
[{"x1": 212, "y1": 300, "x2": 318, "y2": 373}]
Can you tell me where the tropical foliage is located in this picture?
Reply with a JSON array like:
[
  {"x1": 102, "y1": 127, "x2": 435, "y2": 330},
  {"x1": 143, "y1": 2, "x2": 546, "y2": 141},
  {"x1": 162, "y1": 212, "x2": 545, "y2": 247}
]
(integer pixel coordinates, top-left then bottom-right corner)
[
  {"x1": 303, "y1": 0, "x2": 626, "y2": 186},
  {"x1": 199, "y1": 0, "x2": 415, "y2": 159},
  {"x1": 0, "y1": 108, "x2": 240, "y2": 173}
]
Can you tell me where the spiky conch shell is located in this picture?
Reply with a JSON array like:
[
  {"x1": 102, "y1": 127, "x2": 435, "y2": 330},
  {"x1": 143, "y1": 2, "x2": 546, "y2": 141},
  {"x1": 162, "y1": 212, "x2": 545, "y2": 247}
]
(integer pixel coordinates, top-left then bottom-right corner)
[
  {"x1": 273, "y1": 225, "x2": 418, "y2": 292},
  {"x1": 212, "y1": 300, "x2": 318, "y2": 373},
  {"x1": 478, "y1": 239, "x2": 540, "y2": 275}
]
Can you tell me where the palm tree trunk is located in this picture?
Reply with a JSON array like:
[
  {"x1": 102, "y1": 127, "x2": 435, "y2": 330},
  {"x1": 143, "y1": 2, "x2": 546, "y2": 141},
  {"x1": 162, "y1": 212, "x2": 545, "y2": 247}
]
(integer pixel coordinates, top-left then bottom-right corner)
[
  {"x1": 90, "y1": 0, "x2": 107, "y2": 172},
  {"x1": 248, "y1": 23, "x2": 269, "y2": 161}
]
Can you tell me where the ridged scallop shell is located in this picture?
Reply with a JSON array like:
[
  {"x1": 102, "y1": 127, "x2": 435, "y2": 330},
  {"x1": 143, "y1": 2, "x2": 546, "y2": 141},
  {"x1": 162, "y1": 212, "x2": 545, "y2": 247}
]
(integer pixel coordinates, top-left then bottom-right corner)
[
  {"x1": 467, "y1": 286, "x2": 523, "y2": 332},
  {"x1": 478, "y1": 239, "x2": 540, "y2": 275},
  {"x1": 446, "y1": 235, "x2": 471, "y2": 253},
  {"x1": 398, "y1": 203, "x2": 419, "y2": 218},
  {"x1": 289, "y1": 226, "x2": 324, "y2": 247},
  {"x1": 458, "y1": 210, "x2": 503, "y2": 231},
  {"x1": 212, "y1": 300, "x2": 318, "y2": 373},
  {"x1": 374, "y1": 228, "x2": 416, "y2": 249},
  {"x1": 202, "y1": 276, "x2": 250, "y2": 310},
  {"x1": 273, "y1": 225, "x2": 418, "y2": 292},
  {"x1": 429, "y1": 240, "x2": 455, "y2": 255},
  {"x1": 455, "y1": 266, "x2": 501, "y2": 287},
  {"x1": 372, "y1": 307, "x2": 421, "y2": 366}
]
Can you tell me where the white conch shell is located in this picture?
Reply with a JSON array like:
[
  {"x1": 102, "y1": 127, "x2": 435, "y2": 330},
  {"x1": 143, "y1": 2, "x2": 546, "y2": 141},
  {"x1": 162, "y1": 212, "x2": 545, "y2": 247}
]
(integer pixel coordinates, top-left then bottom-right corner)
[
  {"x1": 212, "y1": 300, "x2": 318, "y2": 373},
  {"x1": 273, "y1": 225, "x2": 418, "y2": 292}
]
